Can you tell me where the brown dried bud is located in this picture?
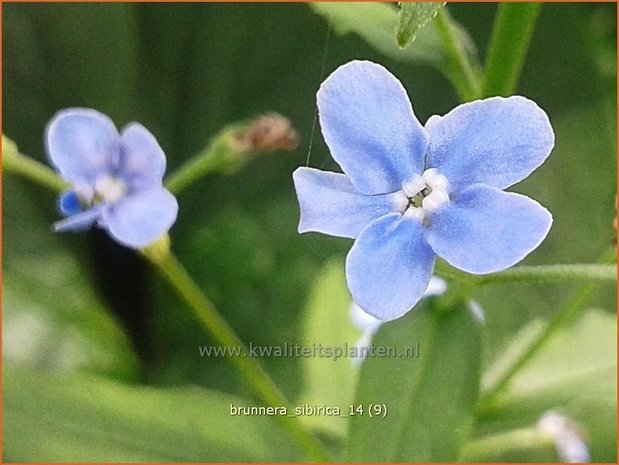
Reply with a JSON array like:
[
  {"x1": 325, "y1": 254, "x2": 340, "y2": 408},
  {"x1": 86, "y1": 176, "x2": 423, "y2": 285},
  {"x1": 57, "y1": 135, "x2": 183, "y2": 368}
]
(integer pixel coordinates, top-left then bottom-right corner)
[{"x1": 233, "y1": 113, "x2": 299, "y2": 153}]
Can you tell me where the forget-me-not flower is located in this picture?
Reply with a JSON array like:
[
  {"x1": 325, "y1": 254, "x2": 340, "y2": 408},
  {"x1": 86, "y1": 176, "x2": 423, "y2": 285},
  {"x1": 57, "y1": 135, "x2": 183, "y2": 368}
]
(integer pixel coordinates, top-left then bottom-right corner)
[
  {"x1": 293, "y1": 61, "x2": 554, "y2": 321},
  {"x1": 47, "y1": 108, "x2": 178, "y2": 249}
]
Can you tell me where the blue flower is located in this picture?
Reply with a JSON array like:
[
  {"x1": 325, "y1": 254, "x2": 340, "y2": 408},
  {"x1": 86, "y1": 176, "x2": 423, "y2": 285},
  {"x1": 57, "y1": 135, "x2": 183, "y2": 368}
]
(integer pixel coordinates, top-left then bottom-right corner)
[
  {"x1": 293, "y1": 61, "x2": 554, "y2": 321},
  {"x1": 46, "y1": 108, "x2": 178, "y2": 249}
]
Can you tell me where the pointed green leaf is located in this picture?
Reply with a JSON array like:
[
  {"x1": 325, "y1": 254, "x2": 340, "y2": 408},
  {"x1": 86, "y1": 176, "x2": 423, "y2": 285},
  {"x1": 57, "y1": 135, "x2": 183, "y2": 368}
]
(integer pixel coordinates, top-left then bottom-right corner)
[
  {"x1": 309, "y1": 2, "x2": 444, "y2": 68},
  {"x1": 309, "y1": 2, "x2": 481, "y2": 100},
  {"x1": 347, "y1": 298, "x2": 483, "y2": 461},
  {"x1": 397, "y1": 2, "x2": 446, "y2": 49},
  {"x1": 3, "y1": 365, "x2": 303, "y2": 462}
]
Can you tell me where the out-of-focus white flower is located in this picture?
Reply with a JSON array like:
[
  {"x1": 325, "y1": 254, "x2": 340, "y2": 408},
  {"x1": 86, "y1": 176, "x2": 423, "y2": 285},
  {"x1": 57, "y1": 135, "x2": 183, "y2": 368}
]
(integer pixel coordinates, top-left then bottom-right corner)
[{"x1": 537, "y1": 410, "x2": 590, "y2": 463}]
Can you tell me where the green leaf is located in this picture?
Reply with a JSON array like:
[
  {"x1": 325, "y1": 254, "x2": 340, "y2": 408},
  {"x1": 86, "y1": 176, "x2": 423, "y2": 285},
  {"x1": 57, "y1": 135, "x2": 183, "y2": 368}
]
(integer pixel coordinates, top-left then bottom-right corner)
[
  {"x1": 309, "y1": 2, "x2": 444, "y2": 68},
  {"x1": 483, "y1": 309, "x2": 615, "y2": 402},
  {"x1": 2, "y1": 176, "x2": 138, "y2": 380},
  {"x1": 347, "y1": 298, "x2": 483, "y2": 461},
  {"x1": 296, "y1": 258, "x2": 361, "y2": 438},
  {"x1": 309, "y1": 2, "x2": 481, "y2": 100},
  {"x1": 477, "y1": 309, "x2": 616, "y2": 461},
  {"x1": 3, "y1": 365, "x2": 303, "y2": 462},
  {"x1": 396, "y1": 2, "x2": 445, "y2": 49}
]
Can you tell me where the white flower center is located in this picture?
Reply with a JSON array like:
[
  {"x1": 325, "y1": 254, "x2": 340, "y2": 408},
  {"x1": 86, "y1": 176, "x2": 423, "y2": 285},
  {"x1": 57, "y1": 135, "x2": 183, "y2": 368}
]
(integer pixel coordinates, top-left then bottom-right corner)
[
  {"x1": 400, "y1": 168, "x2": 450, "y2": 220},
  {"x1": 73, "y1": 182, "x2": 94, "y2": 204},
  {"x1": 94, "y1": 175, "x2": 127, "y2": 203}
]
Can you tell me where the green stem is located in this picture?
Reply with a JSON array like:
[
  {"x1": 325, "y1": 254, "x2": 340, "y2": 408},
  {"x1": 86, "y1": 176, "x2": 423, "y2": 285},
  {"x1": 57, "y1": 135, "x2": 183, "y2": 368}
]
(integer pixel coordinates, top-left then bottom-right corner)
[
  {"x1": 141, "y1": 245, "x2": 330, "y2": 462},
  {"x1": 3, "y1": 135, "x2": 68, "y2": 193},
  {"x1": 435, "y1": 261, "x2": 617, "y2": 286},
  {"x1": 164, "y1": 122, "x2": 249, "y2": 194},
  {"x1": 164, "y1": 148, "x2": 224, "y2": 194},
  {"x1": 165, "y1": 114, "x2": 297, "y2": 194},
  {"x1": 479, "y1": 246, "x2": 616, "y2": 407},
  {"x1": 482, "y1": 3, "x2": 542, "y2": 97},
  {"x1": 434, "y1": 8, "x2": 482, "y2": 101}
]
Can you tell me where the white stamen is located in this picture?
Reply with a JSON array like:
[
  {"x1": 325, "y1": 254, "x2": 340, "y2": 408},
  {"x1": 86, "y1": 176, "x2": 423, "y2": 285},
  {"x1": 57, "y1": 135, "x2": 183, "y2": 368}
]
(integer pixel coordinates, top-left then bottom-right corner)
[
  {"x1": 95, "y1": 175, "x2": 127, "y2": 203},
  {"x1": 399, "y1": 168, "x2": 451, "y2": 216},
  {"x1": 402, "y1": 175, "x2": 425, "y2": 198},
  {"x1": 422, "y1": 189, "x2": 449, "y2": 212},
  {"x1": 391, "y1": 190, "x2": 410, "y2": 213},
  {"x1": 423, "y1": 168, "x2": 449, "y2": 192}
]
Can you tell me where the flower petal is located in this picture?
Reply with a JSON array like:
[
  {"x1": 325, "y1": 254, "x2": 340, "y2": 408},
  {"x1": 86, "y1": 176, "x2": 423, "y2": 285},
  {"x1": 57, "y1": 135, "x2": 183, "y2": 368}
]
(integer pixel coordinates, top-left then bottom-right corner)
[
  {"x1": 425, "y1": 96, "x2": 554, "y2": 192},
  {"x1": 426, "y1": 184, "x2": 552, "y2": 273},
  {"x1": 119, "y1": 123, "x2": 166, "y2": 188},
  {"x1": 101, "y1": 188, "x2": 178, "y2": 249},
  {"x1": 350, "y1": 275, "x2": 446, "y2": 332},
  {"x1": 46, "y1": 108, "x2": 119, "y2": 183},
  {"x1": 346, "y1": 212, "x2": 436, "y2": 321},
  {"x1": 54, "y1": 205, "x2": 105, "y2": 232},
  {"x1": 58, "y1": 190, "x2": 82, "y2": 216},
  {"x1": 318, "y1": 60, "x2": 428, "y2": 195},
  {"x1": 293, "y1": 167, "x2": 406, "y2": 239}
]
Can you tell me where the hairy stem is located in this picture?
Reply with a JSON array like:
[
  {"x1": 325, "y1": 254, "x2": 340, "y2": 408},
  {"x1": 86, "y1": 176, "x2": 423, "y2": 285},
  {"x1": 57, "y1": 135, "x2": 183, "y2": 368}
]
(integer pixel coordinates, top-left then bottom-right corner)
[{"x1": 435, "y1": 261, "x2": 616, "y2": 286}]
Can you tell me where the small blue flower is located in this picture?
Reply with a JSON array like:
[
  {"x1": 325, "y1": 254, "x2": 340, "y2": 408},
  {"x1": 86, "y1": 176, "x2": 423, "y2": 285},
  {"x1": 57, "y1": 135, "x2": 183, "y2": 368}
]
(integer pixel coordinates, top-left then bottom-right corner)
[
  {"x1": 293, "y1": 61, "x2": 554, "y2": 321},
  {"x1": 46, "y1": 108, "x2": 178, "y2": 249}
]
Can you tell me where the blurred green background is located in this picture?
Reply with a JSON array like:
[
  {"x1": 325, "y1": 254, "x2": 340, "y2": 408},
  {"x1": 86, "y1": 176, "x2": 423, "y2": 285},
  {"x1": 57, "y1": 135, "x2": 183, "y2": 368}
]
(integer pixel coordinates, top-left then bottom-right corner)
[{"x1": 3, "y1": 2, "x2": 616, "y2": 462}]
